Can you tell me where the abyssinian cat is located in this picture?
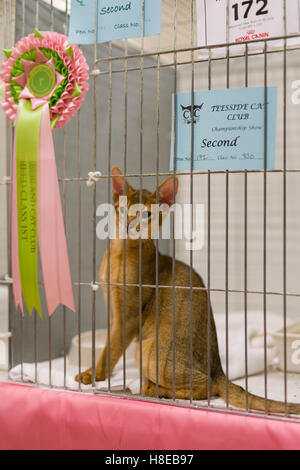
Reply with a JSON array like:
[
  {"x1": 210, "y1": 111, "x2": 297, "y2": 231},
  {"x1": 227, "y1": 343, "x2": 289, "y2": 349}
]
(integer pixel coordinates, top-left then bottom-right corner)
[{"x1": 76, "y1": 167, "x2": 300, "y2": 414}]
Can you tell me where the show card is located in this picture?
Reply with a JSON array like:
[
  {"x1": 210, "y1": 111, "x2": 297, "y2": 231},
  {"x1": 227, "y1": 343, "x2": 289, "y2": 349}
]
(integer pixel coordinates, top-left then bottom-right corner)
[{"x1": 170, "y1": 87, "x2": 277, "y2": 172}]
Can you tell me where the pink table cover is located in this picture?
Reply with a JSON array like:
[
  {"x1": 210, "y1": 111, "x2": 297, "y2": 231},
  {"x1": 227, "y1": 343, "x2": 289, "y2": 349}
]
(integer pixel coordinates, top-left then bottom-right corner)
[{"x1": 0, "y1": 382, "x2": 300, "y2": 450}]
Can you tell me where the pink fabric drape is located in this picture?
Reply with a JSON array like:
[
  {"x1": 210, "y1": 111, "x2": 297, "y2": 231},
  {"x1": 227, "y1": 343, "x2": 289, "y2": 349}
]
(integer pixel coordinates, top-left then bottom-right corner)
[{"x1": 0, "y1": 382, "x2": 300, "y2": 450}]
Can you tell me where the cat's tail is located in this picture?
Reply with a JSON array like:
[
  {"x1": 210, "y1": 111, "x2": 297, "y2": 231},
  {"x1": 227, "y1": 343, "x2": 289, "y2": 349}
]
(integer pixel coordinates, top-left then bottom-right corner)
[{"x1": 216, "y1": 375, "x2": 300, "y2": 415}]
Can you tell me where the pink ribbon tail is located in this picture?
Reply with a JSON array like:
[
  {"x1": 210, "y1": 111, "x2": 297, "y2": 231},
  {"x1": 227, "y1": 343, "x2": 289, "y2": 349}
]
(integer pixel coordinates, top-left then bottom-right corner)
[
  {"x1": 12, "y1": 107, "x2": 24, "y2": 314},
  {"x1": 38, "y1": 104, "x2": 75, "y2": 315}
]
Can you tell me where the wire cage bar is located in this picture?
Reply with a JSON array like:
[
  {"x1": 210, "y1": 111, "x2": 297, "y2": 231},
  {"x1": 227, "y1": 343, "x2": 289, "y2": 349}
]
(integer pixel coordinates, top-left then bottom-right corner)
[{"x1": 1, "y1": 0, "x2": 300, "y2": 425}]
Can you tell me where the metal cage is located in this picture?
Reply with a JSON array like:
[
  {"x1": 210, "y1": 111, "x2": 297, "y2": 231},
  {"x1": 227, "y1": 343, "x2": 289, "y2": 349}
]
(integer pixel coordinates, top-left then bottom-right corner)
[{"x1": 1, "y1": 0, "x2": 300, "y2": 425}]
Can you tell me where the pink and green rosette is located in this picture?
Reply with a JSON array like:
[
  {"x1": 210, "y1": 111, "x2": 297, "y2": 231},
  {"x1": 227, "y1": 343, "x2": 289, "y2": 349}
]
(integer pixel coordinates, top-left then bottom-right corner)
[{"x1": 0, "y1": 30, "x2": 89, "y2": 317}]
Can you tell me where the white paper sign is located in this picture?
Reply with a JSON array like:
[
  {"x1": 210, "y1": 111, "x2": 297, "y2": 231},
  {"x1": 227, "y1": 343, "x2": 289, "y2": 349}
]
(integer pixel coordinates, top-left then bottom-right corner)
[{"x1": 197, "y1": 0, "x2": 300, "y2": 58}]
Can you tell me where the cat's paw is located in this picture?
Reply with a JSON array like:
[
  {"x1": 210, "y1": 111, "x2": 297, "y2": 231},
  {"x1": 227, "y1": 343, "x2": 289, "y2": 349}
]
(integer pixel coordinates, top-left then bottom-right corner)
[
  {"x1": 75, "y1": 368, "x2": 108, "y2": 384},
  {"x1": 75, "y1": 368, "x2": 92, "y2": 385}
]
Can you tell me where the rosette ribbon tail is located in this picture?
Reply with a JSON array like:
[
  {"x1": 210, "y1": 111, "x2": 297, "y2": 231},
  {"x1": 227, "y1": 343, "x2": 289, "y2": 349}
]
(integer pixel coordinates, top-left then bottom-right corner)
[
  {"x1": 38, "y1": 104, "x2": 75, "y2": 315},
  {"x1": 12, "y1": 105, "x2": 24, "y2": 315},
  {"x1": 12, "y1": 100, "x2": 75, "y2": 317}
]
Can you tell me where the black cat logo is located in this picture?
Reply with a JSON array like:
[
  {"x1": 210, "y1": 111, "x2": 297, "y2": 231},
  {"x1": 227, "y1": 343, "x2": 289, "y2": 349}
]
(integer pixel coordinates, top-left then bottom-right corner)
[{"x1": 181, "y1": 104, "x2": 204, "y2": 124}]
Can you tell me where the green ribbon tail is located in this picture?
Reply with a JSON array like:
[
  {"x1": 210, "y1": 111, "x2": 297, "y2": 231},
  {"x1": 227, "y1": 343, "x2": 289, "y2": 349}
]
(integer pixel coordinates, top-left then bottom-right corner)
[{"x1": 16, "y1": 100, "x2": 43, "y2": 318}]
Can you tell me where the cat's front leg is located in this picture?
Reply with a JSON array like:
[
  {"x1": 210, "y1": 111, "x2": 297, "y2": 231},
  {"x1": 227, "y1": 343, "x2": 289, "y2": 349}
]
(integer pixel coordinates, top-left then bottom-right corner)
[
  {"x1": 95, "y1": 346, "x2": 109, "y2": 381},
  {"x1": 94, "y1": 322, "x2": 137, "y2": 380},
  {"x1": 75, "y1": 324, "x2": 136, "y2": 384}
]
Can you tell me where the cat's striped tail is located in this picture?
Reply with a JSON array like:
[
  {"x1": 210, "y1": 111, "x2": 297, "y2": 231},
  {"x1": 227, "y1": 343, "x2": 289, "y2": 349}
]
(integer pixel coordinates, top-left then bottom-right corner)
[{"x1": 216, "y1": 375, "x2": 300, "y2": 415}]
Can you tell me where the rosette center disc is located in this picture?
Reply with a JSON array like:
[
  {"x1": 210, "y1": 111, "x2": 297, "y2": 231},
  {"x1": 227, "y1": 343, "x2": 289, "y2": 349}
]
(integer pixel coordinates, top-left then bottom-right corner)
[{"x1": 27, "y1": 64, "x2": 56, "y2": 98}]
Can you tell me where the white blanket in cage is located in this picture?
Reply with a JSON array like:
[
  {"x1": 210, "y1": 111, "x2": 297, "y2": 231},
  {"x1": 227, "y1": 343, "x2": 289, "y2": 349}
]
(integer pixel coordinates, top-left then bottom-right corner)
[{"x1": 9, "y1": 311, "x2": 286, "y2": 393}]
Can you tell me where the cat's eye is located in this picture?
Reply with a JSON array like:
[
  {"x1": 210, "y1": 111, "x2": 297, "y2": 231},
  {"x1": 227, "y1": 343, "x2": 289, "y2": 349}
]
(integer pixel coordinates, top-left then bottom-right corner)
[{"x1": 142, "y1": 211, "x2": 151, "y2": 219}]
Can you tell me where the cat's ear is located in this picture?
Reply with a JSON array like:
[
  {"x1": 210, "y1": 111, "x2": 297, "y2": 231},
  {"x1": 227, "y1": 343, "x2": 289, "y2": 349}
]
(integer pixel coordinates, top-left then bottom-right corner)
[
  {"x1": 112, "y1": 167, "x2": 133, "y2": 200},
  {"x1": 157, "y1": 177, "x2": 178, "y2": 206},
  {"x1": 112, "y1": 167, "x2": 124, "y2": 197}
]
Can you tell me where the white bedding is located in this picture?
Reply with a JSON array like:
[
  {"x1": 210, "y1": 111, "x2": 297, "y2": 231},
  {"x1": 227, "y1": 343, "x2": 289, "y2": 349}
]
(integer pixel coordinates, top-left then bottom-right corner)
[{"x1": 8, "y1": 311, "x2": 300, "y2": 405}]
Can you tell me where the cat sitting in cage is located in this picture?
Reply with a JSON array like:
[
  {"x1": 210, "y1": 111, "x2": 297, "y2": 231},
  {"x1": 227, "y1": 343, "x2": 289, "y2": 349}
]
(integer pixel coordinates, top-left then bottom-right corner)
[{"x1": 75, "y1": 167, "x2": 300, "y2": 414}]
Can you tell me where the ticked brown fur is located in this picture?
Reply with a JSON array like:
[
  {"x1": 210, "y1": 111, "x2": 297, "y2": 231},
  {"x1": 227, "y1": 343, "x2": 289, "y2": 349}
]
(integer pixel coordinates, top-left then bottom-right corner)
[{"x1": 76, "y1": 168, "x2": 300, "y2": 414}]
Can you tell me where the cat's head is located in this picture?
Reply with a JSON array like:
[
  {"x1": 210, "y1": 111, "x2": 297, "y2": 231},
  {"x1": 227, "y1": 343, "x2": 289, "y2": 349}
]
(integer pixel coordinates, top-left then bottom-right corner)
[{"x1": 111, "y1": 167, "x2": 178, "y2": 242}]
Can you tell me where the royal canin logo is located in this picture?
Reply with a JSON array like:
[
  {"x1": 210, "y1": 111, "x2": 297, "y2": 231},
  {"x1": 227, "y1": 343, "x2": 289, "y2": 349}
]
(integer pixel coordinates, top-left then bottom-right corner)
[{"x1": 235, "y1": 30, "x2": 269, "y2": 43}]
